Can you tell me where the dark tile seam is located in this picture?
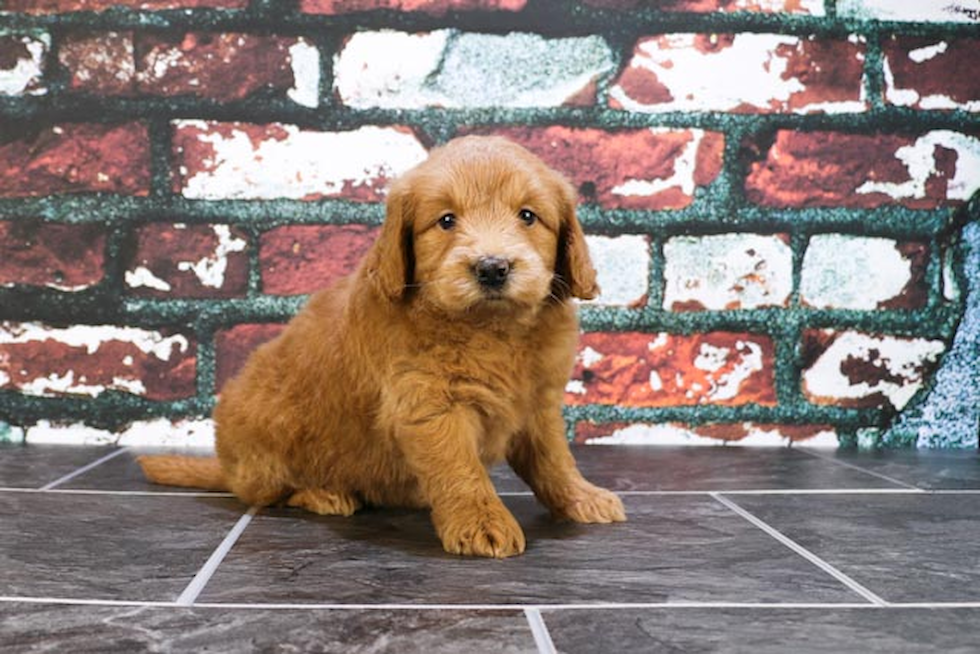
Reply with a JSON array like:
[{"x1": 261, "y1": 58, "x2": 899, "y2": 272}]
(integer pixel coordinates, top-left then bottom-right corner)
[
  {"x1": 709, "y1": 492, "x2": 889, "y2": 607},
  {"x1": 796, "y1": 448, "x2": 924, "y2": 490},
  {"x1": 38, "y1": 447, "x2": 130, "y2": 490}
]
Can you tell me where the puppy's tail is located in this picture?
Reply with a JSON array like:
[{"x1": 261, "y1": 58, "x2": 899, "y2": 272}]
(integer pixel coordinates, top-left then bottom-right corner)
[{"x1": 136, "y1": 455, "x2": 229, "y2": 492}]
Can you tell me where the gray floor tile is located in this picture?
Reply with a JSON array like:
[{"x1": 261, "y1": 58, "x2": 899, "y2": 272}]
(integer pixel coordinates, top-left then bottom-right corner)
[
  {"x1": 492, "y1": 446, "x2": 906, "y2": 493},
  {"x1": 0, "y1": 603, "x2": 535, "y2": 654},
  {"x1": 0, "y1": 493, "x2": 245, "y2": 601},
  {"x1": 729, "y1": 493, "x2": 980, "y2": 603},
  {"x1": 0, "y1": 444, "x2": 122, "y2": 489},
  {"x1": 804, "y1": 449, "x2": 980, "y2": 490},
  {"x1": 543, "y1": 607, "x2": 980, "y2": 654},
  {"x1": 198, "y1": 495, "x2": 859, "y2": 605}
]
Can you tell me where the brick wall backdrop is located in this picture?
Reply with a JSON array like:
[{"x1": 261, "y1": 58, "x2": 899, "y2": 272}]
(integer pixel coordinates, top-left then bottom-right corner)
[{"x1": 0, "y1": 0, "x2": 977, "y2": 449}]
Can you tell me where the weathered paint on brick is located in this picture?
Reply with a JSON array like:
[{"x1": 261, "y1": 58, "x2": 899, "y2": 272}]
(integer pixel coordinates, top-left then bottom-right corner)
[
  {"x1": 801, "y1": 236, "x2": 928, "y2": 310},
  {"x1": 0, "y1": 221, "x2": 105, "y2": 291},
  {"x1": 172, "y1": 122, "x2": 428, "y2": 200},
  {"x1": 583, "y1": 235, "x2": 650, "y2": 308},
  {"x1": 582, "y1": 0, "x2": 824, "y2": 12},
  {"x1": 300, "y1": 0, "x2": 526, "y2": 14},
  {"x1": 2, "y1": 0, "x2": 248, "y2": 12},
  {"x1": 0, "y1": 323, "x2": 195, "y2": 400},
  {"x1": 469, "y1": 126, "x2": 723, "y2": 210},
  {"x1": 260, "y1": 224, "x2": 378, "y2": 296},
  {"x1": 802, "y1": 330, "x2": 946, "y2": 410},
  {"x1": 663, "y1": 233, "x2": 792, "y2": 311},
  {"x1": 0, "y1": 123, "x2": 151, "y2": 197},
  {"x1": 59, "y1": 32, "x2": 319, "y2": 106},
  {"x1": 59, "y1": 31, "x2": 136, "y2": 95},
  {"x1": 837, "y1": 0, "x2": 979, "y2": 23},
  {"x1": 611, "y1": 34, "x2": 864, "y2": 114},
  {"x1": 567, "y1": 332, "x2": 776, "y2": 407},
  {"x1": 883, "y1": 37, "x2": 980, "y2": 112},
  {"x1": 745, "y1": 130, "x2": 980, "y2": 208},
  {"x1": 22, "y1": 418, "x2": 215, "y2": 447},
  {"x1": 0, "y1": 33, "x2": 48, "y2": 96},
  {"x1": 575, "y1": 421, "x2": 838, "y2": 446},
  {"x1": 334, "y1": 30, "x2": 614, "y2": 108},
  {"x1": 215, "y1": 323, "x2": 285, "y2": 391},
  {"x1": 125, "y1": 223, "x2": 249, "y2": 298}
]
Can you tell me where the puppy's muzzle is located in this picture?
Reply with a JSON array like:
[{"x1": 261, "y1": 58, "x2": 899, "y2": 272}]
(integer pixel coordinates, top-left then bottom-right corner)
[{"x1": 474, "y1": 256, "x2": 511, "y2": 290}]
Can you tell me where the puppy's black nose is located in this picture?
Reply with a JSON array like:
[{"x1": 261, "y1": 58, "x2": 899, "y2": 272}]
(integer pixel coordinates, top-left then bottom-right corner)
[{"x1": 474, "y1": 256, "x2": 510, "y2": 289}]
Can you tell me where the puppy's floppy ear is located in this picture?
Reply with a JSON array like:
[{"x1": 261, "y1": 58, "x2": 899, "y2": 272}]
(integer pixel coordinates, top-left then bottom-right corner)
[
  {"x1": 366, "y1": 176, "x2": 415, "y2": 301},
  {"x1": 553, "y1": 175, "x2": 599, "y2": 301}
]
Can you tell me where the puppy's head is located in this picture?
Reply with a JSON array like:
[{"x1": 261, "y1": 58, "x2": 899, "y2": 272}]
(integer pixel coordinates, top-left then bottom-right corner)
[{"x1": 366, "y1": 136, "x2": 599, "y2": 315}]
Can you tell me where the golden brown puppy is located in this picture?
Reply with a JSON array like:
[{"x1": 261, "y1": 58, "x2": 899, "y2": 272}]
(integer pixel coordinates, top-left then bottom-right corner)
[{"x1": 139, "y1": 135, "x2": 626, "y2": 558}]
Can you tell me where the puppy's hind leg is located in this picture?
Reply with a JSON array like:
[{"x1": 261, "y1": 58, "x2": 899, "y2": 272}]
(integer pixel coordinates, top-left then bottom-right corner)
[{"x1": 286, "y1": 489, "x2": 362, "y2": 517}]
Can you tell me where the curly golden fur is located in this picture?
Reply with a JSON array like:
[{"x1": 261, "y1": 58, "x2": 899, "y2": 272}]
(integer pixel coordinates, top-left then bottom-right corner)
[{"x1": 138, "y1": 136, "x2": 626, "y2": 558}]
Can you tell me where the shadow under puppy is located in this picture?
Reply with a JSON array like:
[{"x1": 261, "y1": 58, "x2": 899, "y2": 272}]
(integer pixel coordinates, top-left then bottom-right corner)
[{"x1": 139, "y1": 135, "x2": 626, "y2": 558}]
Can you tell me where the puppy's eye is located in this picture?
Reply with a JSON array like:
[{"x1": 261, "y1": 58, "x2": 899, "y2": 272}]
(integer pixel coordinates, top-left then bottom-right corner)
[
  {"x1": 519, "y1": 209, "x2": 537, "y2": 226},
  {"x1": 438, "y1": 213, "x2": 456, "y2": 230}
]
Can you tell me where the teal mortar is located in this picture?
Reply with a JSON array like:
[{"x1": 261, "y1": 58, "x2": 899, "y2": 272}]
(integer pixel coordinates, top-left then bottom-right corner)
[{"x1": 0, "y1": 1, "x2": 977, "y2": 447}]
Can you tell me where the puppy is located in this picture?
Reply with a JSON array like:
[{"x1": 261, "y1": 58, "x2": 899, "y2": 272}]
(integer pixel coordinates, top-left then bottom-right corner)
[{"x1": 139, "y1": 135, "x2": 626, "y2": 558}]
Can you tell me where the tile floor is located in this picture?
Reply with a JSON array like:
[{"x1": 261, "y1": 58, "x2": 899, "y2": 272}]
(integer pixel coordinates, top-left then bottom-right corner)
[{"x1": 0, "y1": 443, "x2": 978, "y2": 653}]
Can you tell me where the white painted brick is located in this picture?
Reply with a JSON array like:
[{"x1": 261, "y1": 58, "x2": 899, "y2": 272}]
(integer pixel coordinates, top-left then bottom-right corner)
[
  {"x1": 610, "y1": 33, "x2": 865, "y2": 114},
  {"x1": 838, "y1": 0, "x2": 980, "y2": 22},
  {"x1": 0, "y1": 34, "x2": 48, "y2": 96},
  {"x1": 801, "y1": 235, "x2": 912, "y2": 310},
  {"x1": 24, "y1": 418, "x2": 216, "y2": 448},
  {"x1": 582, "y1": 422, "x2": 838, "y2": 447},
  {"x1": 287, "y1": 38, "x2": 321, "y2": 108},
  {"x1": 176, "y1": 123, "x2": 428, "y2": 200},
  {"x1": 334, "y1": 30, "x2": 614, "y2": 108},
  {"x1": 855, "y1": 131, "x2": 980, "y2": 203},
  {"x1": 583, "y1": 235, "x2": 649, "y2": 307},
  {"x1": 803, "y1": 331, "x2": 947, "y2": 410},
  {"x1": 663, "y1": 234, "x2": 793, "y2": 310}
]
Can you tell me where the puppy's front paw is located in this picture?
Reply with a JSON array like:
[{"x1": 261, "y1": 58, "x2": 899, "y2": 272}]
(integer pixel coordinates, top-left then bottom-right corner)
[
  {"x1": 554, "y1": 482, "x2": 626, "y2": 524},
  {"x1": 436, "y1": 502, "x2": 526, "y2": 559}
]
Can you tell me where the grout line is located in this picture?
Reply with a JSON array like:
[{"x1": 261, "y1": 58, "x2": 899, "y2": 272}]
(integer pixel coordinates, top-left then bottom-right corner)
[
  {"x1": 175, "y1": 506, "x2": 258, "y2": 607},
  {"x1": 524, "y1": 607, "x2": 558, "y2": 654},
  {"x1": 797, "y1": 448, "x2": 924, "y2": 491},
  {"x1": 7, "y1": 596, "x2": 980, "y2": 611},
  {"x1": 38, "y1": 448, "x2": 131, "y2": 491},
  {"x1": 710, "y1": 493, "x2": 890, "y2": 607}
]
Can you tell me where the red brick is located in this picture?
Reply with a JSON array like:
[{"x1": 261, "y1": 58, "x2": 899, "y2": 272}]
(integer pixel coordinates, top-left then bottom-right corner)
[
  {"x1": 611, "y1": 34, "x2": 864, "y2": 114},
  {"x1": 260, "y1": 224, "x2": 378, "y2": 296},
  {"x1": 125, "y1": 223, "x2": 249, "y2": 298},
  {"x1": 464, "y1": 126, "x2": 723, "y2": 210},
  {"x1": 582, "y1": 0, "x2": 822, "y2": 11},
  {"x1": 136, "y1": 33, "x2": 304, "y2": 102},
  {"x1": 0, "y1": 123, "x2": 150, "y2": 198},
  {"x1": 215, "y1": 323, "x2": 285, "y2": 391},
  {"x1": 2, "y1": 1, "x2": 247, "y2": 12},
  {"x1": 566, "y1": 332, "x2": 776, "y2": 407},
  {"x1": 0, "y1": 221, "x2": 105, "y2": 291},
  {"x1": 744, "y1": 130, "x2": 980, "y2": 208},
  {"x1": 58, "y1": 32, "x2": 310, "y2": 102},
  {"x1": 883, "y1": 37, "x2": 980, "y2": 112},
  {"x1": 299, "y1": 0, "x2": 526, "y2": 15},
  {"x1": 0, "y1": 323, "x2": 196, "y2": 401}
]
